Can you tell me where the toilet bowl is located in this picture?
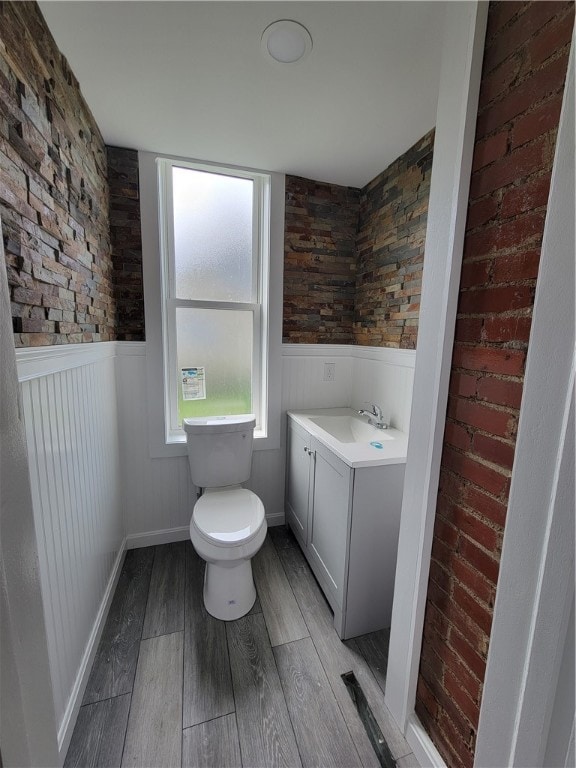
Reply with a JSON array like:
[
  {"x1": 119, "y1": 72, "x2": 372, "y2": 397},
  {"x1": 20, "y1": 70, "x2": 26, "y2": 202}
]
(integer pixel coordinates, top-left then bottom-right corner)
[
  {"x1": 184, "y1": 415, "x2": 267, "y2": 621},
  {"x1": 190, "y1": 487, "x2": 267, "y2": 620}
]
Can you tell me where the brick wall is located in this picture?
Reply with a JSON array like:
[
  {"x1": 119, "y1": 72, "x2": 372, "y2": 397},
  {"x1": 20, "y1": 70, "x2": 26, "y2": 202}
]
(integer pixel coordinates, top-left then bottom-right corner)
[
  {"x1": 354, "y1": 130, "x2": 434, "y2": 348},
  {"x1": 1, "y1": 2, "x2": 115, "y2": 346},
  {"x1": 283, "y1": 175, "x2": 360, "y2": 344},
  {"x1": 107, "y1": 146, "x2": 144, "y2": 341},
  {"x1": 283, "y1": 132, "x2": 434, "y2": 346},
  {"x1": 415, "y1": 4, "x2": 574, "y2": 767}
]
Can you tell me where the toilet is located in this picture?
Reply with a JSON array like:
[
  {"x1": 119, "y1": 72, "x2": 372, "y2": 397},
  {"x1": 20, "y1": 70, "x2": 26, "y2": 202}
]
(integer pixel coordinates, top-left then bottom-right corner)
[{"x1": 183, "y1": 414, "x2": 267, "y2": 621}]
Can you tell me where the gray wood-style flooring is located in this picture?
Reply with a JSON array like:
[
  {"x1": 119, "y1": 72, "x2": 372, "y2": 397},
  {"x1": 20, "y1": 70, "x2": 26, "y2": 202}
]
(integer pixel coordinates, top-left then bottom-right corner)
[{"x1": 65, "y1": 528, "x2": 420, "y2": 768}]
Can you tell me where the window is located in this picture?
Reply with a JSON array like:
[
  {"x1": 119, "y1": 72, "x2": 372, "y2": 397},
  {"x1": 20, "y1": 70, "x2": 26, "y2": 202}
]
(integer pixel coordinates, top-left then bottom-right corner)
[{"x1": 157, "y1": 159, "x2": 271, "y2": 443}]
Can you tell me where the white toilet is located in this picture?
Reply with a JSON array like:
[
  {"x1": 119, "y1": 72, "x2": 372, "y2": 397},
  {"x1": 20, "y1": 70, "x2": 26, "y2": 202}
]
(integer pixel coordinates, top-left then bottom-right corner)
[{"x1": 183, "y1": 414, "x2": 267, "y2": 621}]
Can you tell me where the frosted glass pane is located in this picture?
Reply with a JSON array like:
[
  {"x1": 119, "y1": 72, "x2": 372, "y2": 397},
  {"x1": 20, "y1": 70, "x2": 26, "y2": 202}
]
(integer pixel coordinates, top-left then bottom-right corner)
[
  {"x1": 173, "y1": 167, "x2": 253, "y2": 301},
  {"x1": 176, "y1": 308, "x2": 252, "y2": 424}
]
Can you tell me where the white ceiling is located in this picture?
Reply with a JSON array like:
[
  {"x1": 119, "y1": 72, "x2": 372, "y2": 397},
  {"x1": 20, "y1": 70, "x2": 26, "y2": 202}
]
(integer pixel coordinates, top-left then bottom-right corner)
[{"x1": 39, "y1": 1, "x2": 447, "y2": 188}]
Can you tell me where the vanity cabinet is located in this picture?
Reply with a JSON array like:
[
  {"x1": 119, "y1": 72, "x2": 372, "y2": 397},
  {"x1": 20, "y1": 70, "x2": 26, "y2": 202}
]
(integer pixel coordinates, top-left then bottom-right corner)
[
  {"x1": 286, "y1": 416, "x2": 405, "y2": 640},
  {"x1": 285, "y1": 420, "x2": 313, "y2": 544}
]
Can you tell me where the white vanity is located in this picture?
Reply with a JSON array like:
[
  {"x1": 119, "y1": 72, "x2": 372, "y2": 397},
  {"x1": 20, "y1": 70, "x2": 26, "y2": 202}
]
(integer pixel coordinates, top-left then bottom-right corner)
[{"x1": 286, "y1": 408, "x2": 407, "y2": 640}]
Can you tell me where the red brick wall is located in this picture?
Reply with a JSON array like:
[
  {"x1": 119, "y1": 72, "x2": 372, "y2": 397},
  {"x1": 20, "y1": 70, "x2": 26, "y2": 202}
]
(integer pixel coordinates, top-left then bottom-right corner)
[
  {"x1": 107, "y1": 146, "x2": 144, "y2": 341},
  {"x1": 415, "y1": 3, "x2": 574, "y2": 767},
  {"x1": 1, "y1": 2, "x2": 116, "y2": 346},
  {"x1": 283, "y1": 175, "x2": 360, "y2": 343},
  {"x1": 354, "y1": 130, "x2": 434, "y2": 349}
]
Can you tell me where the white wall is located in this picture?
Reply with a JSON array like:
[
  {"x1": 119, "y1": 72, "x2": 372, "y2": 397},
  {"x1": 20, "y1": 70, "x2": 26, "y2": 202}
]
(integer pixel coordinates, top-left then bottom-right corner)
[
  {"x1": 543, "y1": 596, "x2": 575, "y2": 768},
  {"x1": 281, "y1": 344, "x2": 415, "y2": 432},
  {"x1": 16, "y1": 343, "x2": 125, "y2": 761},
  {"x1": 349, "y1": 347, "x2": 415, "y2": 434},
  {"x1": 117, "y1": 343, "x2": 292, "y2": 540},
  {"x1": 117, "y1": 342, "x2": 415, "y2": 540},
  {"x1": 116, "y1": 343, "x2": 195, "y2": 543}
]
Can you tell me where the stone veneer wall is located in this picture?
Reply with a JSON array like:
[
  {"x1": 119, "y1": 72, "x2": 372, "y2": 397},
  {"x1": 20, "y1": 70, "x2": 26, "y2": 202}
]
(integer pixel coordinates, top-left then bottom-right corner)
[
  {"x1": 415, "y1": 3, "x2": 574, "y2": 767},
  {"x1": 107, "y1": 146, "x2": 144, "y2": 341},
  {"x1": 354, "y1": 130, "x2": 434, "y2": 348},
  {"x1": 283, "y1": 131, "x2": 434, "y2": 347},
  {"x1": 283, "y1": 175, "x2": 360, "y2": 343},
  {"x1": 1, "y1": 2, "x2": 115, "y2": 346}
]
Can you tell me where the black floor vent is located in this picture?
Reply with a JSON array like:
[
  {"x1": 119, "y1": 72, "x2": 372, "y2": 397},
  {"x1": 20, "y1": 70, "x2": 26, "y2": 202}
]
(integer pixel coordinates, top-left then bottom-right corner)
[{"x1": 341, "y1": 671, "x2": 397, "y2": 768}]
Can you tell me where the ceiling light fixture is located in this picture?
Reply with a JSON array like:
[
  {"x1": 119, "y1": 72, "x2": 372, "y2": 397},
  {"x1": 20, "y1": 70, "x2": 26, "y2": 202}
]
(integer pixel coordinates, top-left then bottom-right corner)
[{"x1": 261, "y1": 20, "x2": 313, "y2": 65}]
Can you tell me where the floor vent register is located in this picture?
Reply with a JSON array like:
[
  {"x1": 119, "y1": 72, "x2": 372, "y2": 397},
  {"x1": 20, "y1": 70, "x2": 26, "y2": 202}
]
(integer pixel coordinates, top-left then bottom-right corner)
[{"x1": 341, "y1": 671, "x2": 397, "y2": 768}]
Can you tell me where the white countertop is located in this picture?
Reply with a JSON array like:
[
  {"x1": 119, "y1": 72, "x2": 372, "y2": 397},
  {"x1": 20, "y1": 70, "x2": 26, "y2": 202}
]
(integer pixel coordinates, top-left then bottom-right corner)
[{"x1": 287, "y1": 408, "x2": 408, "y2": 468}]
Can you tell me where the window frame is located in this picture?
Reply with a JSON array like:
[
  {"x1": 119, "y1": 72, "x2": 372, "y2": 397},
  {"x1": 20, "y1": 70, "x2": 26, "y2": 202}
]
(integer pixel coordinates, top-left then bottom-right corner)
[
  {"x1": 139, "y1": 151, "x2": 284, "y2": 459},
  {"x1": 157, "y1": 158, "x2": 270, "y2": 442}
]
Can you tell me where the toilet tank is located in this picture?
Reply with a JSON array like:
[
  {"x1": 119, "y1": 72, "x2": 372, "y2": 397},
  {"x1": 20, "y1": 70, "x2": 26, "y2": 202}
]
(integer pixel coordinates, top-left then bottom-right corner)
[{"x1": 183, "y1": 414, "x2": 255, "y2": 488}]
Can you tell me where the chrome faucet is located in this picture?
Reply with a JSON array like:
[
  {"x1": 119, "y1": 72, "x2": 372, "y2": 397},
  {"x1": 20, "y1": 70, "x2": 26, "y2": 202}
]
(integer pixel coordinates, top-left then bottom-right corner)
[{"x1": 357, "y1": 403, "x2": 388, "y2": 429}]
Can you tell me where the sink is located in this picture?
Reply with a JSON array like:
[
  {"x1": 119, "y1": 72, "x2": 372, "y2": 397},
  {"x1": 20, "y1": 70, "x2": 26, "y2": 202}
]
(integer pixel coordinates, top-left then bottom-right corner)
[
  {"x1": 309, "y1": 414, "x2": 394, "y2": 444},
  {"x1": 288, "y1": 408, "x2": 407, "y2": 468}
]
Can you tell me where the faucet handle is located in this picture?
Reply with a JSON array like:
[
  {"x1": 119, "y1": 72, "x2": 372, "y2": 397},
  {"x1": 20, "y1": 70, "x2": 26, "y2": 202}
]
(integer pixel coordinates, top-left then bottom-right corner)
[{"x1": 362, "y1": 401, "x2": 382, "y2": 418}]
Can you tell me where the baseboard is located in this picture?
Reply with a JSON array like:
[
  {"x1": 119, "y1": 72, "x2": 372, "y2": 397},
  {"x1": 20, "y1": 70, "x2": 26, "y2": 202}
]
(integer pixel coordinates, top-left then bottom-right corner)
[
  {"x1": 57, "y1": 538, "x2": 127, "y2": 762},
  {"x1": 126, "y1": 526, "x2": 190, "y2": 548},
  {"x1": 266, "y1": 512, "x2": 285, "y2": 527},
  {"x1": 405, "y1": 713, "x2": 447, "y2": 768},
  {"x1": 126, "y1": 515, "x2": 285, "y2": 550}
]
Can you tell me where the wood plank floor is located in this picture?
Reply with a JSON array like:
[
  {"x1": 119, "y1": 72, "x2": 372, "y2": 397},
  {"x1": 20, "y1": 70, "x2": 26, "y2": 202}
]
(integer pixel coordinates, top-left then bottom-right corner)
[{"x1": 65, "y1": 530, "x2": 420, "y2": 768}]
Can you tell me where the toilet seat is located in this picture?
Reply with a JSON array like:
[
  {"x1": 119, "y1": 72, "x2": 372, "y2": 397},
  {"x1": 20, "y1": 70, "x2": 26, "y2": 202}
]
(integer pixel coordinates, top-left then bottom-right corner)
[{"x1": 192, "y1": 488, "x2": 265, "y2": 548}]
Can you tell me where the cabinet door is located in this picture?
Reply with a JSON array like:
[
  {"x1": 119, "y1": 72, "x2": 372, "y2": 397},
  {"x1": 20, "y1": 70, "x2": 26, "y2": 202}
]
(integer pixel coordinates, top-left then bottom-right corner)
[
  {"x1": 308, "y1": 439, "x2": 352, "y2": 606},
  {"x1": 286, "y1": 422, "x2": 312, "y2": 546}
]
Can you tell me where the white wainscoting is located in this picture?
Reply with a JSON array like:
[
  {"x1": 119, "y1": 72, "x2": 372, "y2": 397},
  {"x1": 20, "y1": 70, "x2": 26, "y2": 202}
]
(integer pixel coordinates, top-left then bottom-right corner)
[
  {"x1": 116, "y1": 343, "x2": 195, "y2": 543},
  {"x1": 282, "y1": 344, "x2": 415, "y2": 432},
  {"x1": 281, "y1": 345, "x2": 353, "y2": 413},
  {"x1": 12, "y1": 338, "x2": 416, "y2": 759},
  {"x1": 279, "y1": 344, "x2": 415, "y2": 522},
  {"x1": 117, "y1": 343, "x2": 415, "y2": 538},
  {"x1": 351, "y1": 347, "x2": 416, "y2": 434},
  {"x1": 116, "y1": 344, "x2": 288, "y2": 538},
  {"x1": 16, "y1": 342, "x2": 125, "y2": 759}
]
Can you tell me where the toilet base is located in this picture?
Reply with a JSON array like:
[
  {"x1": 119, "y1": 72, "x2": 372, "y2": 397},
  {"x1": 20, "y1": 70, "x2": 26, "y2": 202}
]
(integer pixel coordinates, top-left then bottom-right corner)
[{"x1": 203, "y1": 558, "x2": 256, "y2": 621}]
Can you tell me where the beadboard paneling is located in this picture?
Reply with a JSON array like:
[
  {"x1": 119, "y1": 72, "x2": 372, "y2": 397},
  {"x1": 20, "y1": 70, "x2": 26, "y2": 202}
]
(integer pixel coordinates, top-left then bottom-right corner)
[
  {"x1": 351, "y1": 354, "x2": 415, "y2": 433},
  {"x1": 281, "y1": 349, "x2": 353, "y2": 412},
  {"x1": 282, "y1": 344, "x2": 415, "y2": 433},
  {"x1": 117, "y1": 348, "x2": 289, "y2": 533},
  {"x1": 117, "y1": 344, "x2": 414, "y2": 535},
  {"x1": 13, "y1": 339, "x2": 415, "y2": 756},
  {"x1": 18, "y1": 347, "x2": 124, "y2": 750},
  {"x1": 246, "y1": 448, "x2": 285, "y2": 524},
  {"x1": 116, "y1": 349, "x2": 196, "y2": 539}
]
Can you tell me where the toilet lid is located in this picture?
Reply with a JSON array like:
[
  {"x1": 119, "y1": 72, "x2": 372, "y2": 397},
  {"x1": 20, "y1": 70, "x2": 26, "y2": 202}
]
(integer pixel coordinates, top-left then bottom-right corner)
[{"x1": 193, "y1": 489, "x2": 265, "y2": 546}]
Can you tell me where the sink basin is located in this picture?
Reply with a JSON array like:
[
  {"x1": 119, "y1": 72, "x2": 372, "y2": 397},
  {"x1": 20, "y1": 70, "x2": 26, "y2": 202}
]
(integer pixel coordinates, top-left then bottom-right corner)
[
  {"x1": 309, "y1": 414, "x2": 394, "y2": 444},
  {"x1": 288, "y1": 408, "x2": 407, "y2": 468}
]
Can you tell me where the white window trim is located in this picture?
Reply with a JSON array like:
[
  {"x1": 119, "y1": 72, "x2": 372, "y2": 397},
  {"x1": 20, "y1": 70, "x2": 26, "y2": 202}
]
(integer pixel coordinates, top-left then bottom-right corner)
[
  {"x1": 384, "y1": 0, "x2": 488, "y2": 754},
  {"x1": 139, "y1": 151, "x2": 284, "y2": 458},
  {"x1": 157, "y1": 158, "x2": 268, "y2": 442}
]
